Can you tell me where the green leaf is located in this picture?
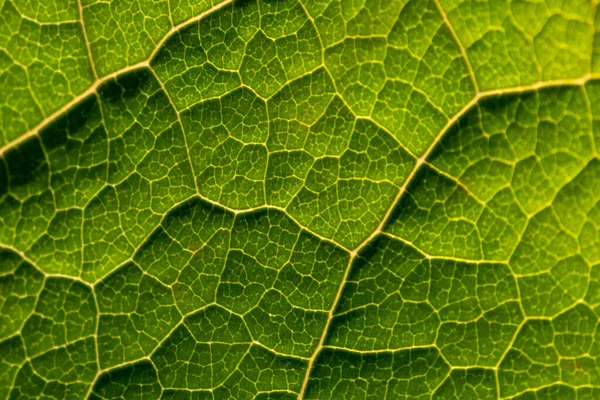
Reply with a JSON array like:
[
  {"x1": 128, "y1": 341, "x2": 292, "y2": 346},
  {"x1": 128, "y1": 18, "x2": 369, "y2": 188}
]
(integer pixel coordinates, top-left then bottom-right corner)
[{"x1": 1, "y1": 0, "x2": 600, "y2": 398}]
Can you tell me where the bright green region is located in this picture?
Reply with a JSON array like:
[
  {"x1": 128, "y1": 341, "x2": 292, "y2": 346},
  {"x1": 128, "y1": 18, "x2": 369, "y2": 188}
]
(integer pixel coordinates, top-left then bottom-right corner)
[
  {"x1": 138, "y1": 198, "x2": 233, "y2": 313},
  {"x1": 304, "y1": 0, "x2": 406, "y2": 48},
  {"x1": 15, "y1": 0, "x2": 78, "y2": 22},
  {"x1": 553, "y1": 304, "x2": 597, "y2": 357},
  {"x1": 274, "y1": 230, "x2": 348, "y2": 311},
  {"x1": 217, "y1": 209, "x2": 297, "y2": 313},
  {"x1": 82, "y1": 0, "x2": 171, "y2": 76},
  {"x1": 320, "y1": 0, "x2": 475, "y2": 155},
  {"x1": 238, "y1": 0, "x2": 321, "y2": 98},
  {"x1": 510, "y1": 160, "x2": 600, "y2": 317},
  {"x1": 324, "y1": 37, "x2": 387, "y2": 117},
  {"x1": 177, "y1": 63, "x2": 417, "y2": 246},
  {"x1": 432, "y1": 87, "x2": 593, "y2": 213},
  {"x1": 28, "y1": 209, "x2": 83, "y2": 276},
  {"x1": 439, "y1": 0, "x2": 592, "y2": 90},
  {"x1": 385, "y1": 165, "x2": 484, "y2": 260},
  {"x1": 267, "y1": 67, "x2": 336, "y2": 151},
  {"x1": 386, "y1": 0, "x2": 474, "y2": 116},
  {"x1": 257, "y1": 0, "x2": 321, "y2": 80},
  {"x1": 432, "y1": 260, "x2": 523, "y2": 367},
  {"x1": 498, "y1": 319, "x2": 561, "y2": 397},
  {"x1": 517, "y1": 255, "x2": 589, "y2": 317},
  {"x1": 594, "y1": 8, "x2": 600, "y2": 74},
  {"x1": 390, "y1": 86, "x2": 594, "y2": 261},
  {"x1": 170, "y1": 0, "x2": 221, "y2": 25},
  {"x1": 240, "y1": 31, "x2": 288, "y2": 98},
  {"x1": 373, "y1": 79, "x2": 447, "y2": 155}
]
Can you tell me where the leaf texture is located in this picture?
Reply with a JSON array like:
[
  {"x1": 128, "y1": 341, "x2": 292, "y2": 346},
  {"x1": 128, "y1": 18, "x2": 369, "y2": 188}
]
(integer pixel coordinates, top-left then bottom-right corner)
[{"x1": 1, "y1": 0, "x2": 600, "y2": 399}]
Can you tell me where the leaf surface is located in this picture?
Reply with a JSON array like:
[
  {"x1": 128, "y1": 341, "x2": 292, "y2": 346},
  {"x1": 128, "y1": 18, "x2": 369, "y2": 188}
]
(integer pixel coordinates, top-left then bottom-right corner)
[{"x1": 1, "y1": 0, "x2": 600, "y2": 398}]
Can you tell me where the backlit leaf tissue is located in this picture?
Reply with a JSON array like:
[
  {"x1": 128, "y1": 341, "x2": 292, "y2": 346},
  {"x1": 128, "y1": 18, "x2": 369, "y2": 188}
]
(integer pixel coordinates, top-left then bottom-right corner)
[{"x1": 1, "y1": 0, "x2": 600, "y2": 398}]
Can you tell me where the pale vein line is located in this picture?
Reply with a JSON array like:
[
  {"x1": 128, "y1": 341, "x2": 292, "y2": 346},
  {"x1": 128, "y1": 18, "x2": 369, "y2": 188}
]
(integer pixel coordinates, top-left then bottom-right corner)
[
  {"x1": 379, "y1": 231, "x2": 509, "y2": 264},
  {"x1": 77, "y1": 0, "x2": 97, "y2": 79},
  {"x1": 84, "y1": 289, "x2": 102, "y2": 399},
  {"x1": 0, "y1": 243, "x2": 92, "y2": 287},
  {"x1": 191, "y1": 193, "x2": 353, "y2": 250},
  {"x1": 297, "y1": 257, "x2": 353, "y2": 399},
  {"x1": 583, "y1": 84, "x2": 599, "y2": 155},
  {"x1": 148, "y1": 66, "x2": 201, "y2": 196},
  {"x1": 88, "y1": 190, "x2": 350, "y2": 286},
  {"x1": 8, "y1": 2, "x2": 77, "y2": 25},
  {"x1": 432, "y1": 0, "x2": 480, "y2": 93}
]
